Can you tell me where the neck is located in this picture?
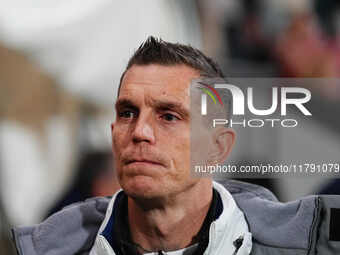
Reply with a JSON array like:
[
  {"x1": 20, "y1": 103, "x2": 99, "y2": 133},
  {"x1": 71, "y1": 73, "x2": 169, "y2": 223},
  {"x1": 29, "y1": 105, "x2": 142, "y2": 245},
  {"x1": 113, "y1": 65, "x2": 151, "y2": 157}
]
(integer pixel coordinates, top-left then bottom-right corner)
[{"x1": 128, "y1": 180, "x2": 213, "y2": 252}]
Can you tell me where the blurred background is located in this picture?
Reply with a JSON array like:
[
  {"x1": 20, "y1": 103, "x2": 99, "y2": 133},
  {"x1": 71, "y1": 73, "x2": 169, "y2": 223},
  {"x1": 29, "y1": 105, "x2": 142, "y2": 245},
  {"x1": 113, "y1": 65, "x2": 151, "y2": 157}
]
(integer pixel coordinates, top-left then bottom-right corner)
[{"x1": 0, "y1": 0, "x2": 340, "y2": 253}]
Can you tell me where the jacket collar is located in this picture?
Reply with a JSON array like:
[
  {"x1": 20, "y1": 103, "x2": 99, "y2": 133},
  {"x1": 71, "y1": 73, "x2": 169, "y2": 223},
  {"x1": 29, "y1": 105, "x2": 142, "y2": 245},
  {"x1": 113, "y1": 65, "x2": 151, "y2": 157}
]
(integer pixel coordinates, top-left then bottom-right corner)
[{"x1": 91, "y1": 182, "x2": 252, "y2": 255}]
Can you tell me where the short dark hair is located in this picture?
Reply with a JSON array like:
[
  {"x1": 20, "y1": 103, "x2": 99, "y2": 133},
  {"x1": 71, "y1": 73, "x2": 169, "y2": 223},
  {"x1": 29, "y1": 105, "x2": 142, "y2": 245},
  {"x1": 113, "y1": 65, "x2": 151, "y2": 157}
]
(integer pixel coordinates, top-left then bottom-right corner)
[{"x1": 117, "y1": 36, "x2": 225, "y2": 96}]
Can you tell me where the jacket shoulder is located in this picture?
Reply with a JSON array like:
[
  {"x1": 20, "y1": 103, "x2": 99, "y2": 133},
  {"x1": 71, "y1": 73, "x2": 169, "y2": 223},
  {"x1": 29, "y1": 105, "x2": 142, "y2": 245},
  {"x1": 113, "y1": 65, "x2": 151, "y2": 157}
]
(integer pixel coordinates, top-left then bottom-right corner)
[
  {"x1": 219, "y1": 180, "x2": 340, "y2": 254},
  {"x1": 12, "y1": 196, "x2": 111, "y2": 255}
]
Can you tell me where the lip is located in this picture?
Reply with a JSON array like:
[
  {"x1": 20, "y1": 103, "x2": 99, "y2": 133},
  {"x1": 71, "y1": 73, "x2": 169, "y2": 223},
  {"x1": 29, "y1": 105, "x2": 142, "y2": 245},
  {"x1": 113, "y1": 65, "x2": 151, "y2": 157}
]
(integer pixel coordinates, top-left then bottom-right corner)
[{"x1": 126, "y1": 159, "x2": 163, "y2": 166}]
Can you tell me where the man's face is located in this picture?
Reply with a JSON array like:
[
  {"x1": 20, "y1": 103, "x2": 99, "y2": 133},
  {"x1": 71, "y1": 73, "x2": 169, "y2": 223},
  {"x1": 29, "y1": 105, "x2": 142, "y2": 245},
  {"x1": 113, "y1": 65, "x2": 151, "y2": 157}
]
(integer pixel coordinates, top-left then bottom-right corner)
[{"x1": 112, "y1": 64, "x2": 202, "y2": 199}]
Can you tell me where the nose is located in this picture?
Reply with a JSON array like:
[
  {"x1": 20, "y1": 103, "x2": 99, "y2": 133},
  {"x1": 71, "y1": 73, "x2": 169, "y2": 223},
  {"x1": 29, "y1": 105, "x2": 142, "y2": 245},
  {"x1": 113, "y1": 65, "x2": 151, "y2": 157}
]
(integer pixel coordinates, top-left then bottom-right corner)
[{"x1": 132, "y1": 111, "x2": 156, "y2": 144}]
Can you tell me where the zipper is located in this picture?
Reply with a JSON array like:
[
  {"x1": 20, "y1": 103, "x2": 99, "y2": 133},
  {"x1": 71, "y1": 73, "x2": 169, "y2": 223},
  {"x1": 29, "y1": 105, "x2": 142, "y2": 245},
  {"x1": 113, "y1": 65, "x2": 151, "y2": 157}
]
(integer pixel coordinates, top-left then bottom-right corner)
[{"x1": 233, "y1": 236, "x2": 244, "y2": 255}]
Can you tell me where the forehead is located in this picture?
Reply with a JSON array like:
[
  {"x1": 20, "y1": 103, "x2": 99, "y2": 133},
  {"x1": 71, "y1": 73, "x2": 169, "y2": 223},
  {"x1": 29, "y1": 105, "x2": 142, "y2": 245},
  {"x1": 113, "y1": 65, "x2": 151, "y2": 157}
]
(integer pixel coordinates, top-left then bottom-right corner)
[{"x1": 119, "y1": 64, "x2": 200, "y2": 102}]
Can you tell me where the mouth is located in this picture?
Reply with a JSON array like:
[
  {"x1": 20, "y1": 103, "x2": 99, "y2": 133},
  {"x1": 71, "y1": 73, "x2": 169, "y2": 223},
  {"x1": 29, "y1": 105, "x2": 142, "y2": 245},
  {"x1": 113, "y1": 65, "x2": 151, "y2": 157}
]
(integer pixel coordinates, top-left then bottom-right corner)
[{"x1": 125, "y1": 159, "x2": 164, "y2": 166}]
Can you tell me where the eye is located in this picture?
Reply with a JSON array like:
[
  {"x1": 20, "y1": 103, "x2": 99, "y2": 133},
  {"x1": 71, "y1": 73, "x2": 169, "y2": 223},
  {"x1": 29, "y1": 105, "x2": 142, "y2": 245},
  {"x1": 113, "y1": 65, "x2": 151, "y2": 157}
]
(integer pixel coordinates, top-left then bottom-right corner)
[
  {"x1": 118, "y1": 110, "x2": 137, "y2": 119},
  {"x1": 161, "y1": 113, "x2": 180, "y2": 122}
]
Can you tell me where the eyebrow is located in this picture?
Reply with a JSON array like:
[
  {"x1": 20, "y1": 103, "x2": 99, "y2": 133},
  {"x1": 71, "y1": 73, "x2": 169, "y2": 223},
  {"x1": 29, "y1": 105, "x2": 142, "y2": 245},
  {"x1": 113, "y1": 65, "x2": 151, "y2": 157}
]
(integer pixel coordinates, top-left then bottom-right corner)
[{"x1": 115, "y1": 98, "x2": 137, "y2": 111}]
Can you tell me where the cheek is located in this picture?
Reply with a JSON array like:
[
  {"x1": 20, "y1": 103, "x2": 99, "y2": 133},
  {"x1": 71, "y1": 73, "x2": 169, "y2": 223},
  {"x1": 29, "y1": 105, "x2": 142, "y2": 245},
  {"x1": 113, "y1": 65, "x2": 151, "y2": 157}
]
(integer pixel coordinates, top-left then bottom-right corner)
[
  {"x1": 167, "y1": 134, "x2": 191, "y2": 179},
  {"x1": 112, "y1": 129, "x2": 126, "y2": 176},
  {"x1": 112, "y1": 126, "x2": 126, "y2": 153},
  {"x1": 191, "y1": 125, "x2": 213, "y2": 166},
  {"x1": 176, "y1": 141, "x2": 190, "y2": 164},
  {"x1": 113, "y1": 154, "x2": 123, "y2": 182}
]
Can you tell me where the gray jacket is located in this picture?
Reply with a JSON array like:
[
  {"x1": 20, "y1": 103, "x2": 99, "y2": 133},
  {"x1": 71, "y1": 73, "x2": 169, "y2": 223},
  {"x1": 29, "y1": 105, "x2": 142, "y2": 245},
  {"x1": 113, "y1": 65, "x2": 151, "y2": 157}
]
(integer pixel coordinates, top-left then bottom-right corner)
[{"x1": 11, "y1": 180, "x2": 340, "y2": 254}]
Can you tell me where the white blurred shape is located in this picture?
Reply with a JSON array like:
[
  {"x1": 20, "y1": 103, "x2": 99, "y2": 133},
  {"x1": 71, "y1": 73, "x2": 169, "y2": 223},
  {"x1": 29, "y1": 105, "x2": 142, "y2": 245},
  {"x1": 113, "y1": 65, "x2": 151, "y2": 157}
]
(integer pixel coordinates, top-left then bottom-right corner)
[
  {"x1": 0, "y1": 118, "x2": 75, "y2": 225},
  {"x1": 0, "y1": 122, "x2": 47, "y2": 224}
]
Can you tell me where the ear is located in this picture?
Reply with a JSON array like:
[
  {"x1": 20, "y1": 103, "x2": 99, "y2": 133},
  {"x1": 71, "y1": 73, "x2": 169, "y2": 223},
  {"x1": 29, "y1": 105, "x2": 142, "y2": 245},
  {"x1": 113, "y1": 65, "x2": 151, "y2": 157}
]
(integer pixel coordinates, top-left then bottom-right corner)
[{"x1": 208, "y1": 127, "x2": 236, "y2": 164}]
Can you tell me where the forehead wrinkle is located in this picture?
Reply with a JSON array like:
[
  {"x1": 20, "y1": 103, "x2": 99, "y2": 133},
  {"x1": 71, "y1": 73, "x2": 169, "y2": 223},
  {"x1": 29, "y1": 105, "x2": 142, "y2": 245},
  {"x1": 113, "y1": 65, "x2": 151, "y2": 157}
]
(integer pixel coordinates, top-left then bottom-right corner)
[
  {"x1": 119, "y1": 82, "x2": 160, "y2": 97},
  {"x1": 145, "y1": 97, "x2": 182, "y2": 108},
  {"x1": 116, "y1": 92, "x2": 186, "y2": 111}
]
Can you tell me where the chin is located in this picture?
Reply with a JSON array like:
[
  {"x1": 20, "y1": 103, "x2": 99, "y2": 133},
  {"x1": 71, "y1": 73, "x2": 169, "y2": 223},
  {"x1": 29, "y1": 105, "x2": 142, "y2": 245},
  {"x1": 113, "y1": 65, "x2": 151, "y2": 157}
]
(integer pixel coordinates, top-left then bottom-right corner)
[{"x1": 122, "y1": 175, "x2": 164, "y2": 199}]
